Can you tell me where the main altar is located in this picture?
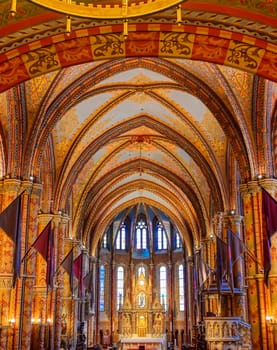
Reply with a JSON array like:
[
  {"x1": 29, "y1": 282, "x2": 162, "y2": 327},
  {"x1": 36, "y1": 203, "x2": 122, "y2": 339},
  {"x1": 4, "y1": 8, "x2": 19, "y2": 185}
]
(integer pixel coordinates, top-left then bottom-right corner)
[
  {"x1": 119, "y1": 337, "x2": 167, "y2": 350},
  {"x1": 117, "y1": 269, "x2": 167, "y2": 350}
]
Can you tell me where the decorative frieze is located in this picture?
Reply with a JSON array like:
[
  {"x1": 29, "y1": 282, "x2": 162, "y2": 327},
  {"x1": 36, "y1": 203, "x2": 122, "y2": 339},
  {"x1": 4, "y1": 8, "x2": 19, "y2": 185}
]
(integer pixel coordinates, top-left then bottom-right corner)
[{"x1": 204, "y1": 317, "x2": 251, "y2": 350}]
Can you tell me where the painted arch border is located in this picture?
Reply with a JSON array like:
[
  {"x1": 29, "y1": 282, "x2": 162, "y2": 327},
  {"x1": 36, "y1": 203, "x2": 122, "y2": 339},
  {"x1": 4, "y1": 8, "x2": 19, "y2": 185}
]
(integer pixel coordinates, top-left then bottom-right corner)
[{"x1": 0, "y1": 23, "x2": 277, "y2": 93}]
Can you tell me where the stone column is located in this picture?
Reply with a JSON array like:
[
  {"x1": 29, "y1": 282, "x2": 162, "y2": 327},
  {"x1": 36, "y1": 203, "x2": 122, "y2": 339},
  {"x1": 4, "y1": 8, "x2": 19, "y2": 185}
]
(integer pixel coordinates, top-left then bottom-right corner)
[
  {"x1": 0, "y1": 179, "x2": 21, "y2": 350},
  {"x1": 149, "y1": 262, "x2": 154, "y2": 307},
  {"x1": 204, "y1": 229, "x2": 217, "y2": 316},
  {"x1": 132, "y1": 311, "x2": 136, "y2": 336},
  {"x1": 79, "y1": 247, "x2": 87, "y2": 324},
  {"x1": 148, "y1": 311, "x2": 153, "y2": 335},
  {"x1": 110, "y1": 261, "x2": 115, "y2": 342},
  {"x1": 186, "y1": 256, "x2": 193, "y2": 344},
  {"x1": 200, "y1": 238, "x2": 210, "y2": 317},
  {"x1": 18, "y1": 181, "x2": 37, "y2": 350},
  {"x1": 85, "y1": 255, "x2": 95, "y2": 348},
  {"x1": 168, "y1": 262, "x2": 174, "y2": 342},
  {"x1": 53, "y1": 213, "x2": 69, "y2": 350},
  {"x1": 90, "y1": 256, "x2": 97, "y2": 345},
  {"x1": 229, "y1": 214, "x2": 248, "y2": 320},
  {"x1": 31, "y1": 212, "x2": 53, "y2": 350},
  {"x1": 240, "y1": 179, "x2": 277, "y2": 349},
  {"x1": 0, "y1": 179, "x2": 42, "y2": 350},
  {"x1": 272, "y1": 323, "x2": 277, "y2": 349},
  {"x1": 228, "y1": 215, "x2": 244, "y2": 290},
  {"x1": 130, "y1": 262, "x2": 134, "y2": 306},
  {"x1": 94, "y1": 258, "x2": 100, "y2": 343}
]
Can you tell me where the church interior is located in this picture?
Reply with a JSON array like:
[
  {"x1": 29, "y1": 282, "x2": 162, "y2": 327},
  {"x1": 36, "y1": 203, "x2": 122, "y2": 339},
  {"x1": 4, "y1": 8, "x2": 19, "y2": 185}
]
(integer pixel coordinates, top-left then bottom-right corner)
[{"x1": 0, "y1": 0, "x2": 277, "y2": 349}]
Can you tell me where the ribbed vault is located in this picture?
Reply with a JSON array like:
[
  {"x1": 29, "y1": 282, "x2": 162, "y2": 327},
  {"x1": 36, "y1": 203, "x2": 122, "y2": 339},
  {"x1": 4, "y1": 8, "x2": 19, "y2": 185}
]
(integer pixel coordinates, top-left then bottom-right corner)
[{"x1": 0, "y1": 0, "x2": 276, "y2": 259}]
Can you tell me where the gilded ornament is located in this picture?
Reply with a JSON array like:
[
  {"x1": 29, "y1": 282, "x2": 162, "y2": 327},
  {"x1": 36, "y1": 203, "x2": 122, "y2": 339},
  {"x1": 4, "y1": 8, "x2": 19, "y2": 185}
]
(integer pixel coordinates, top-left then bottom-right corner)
[{"x1": 28, "y1": 0, "x2": 185, "y2": 19}]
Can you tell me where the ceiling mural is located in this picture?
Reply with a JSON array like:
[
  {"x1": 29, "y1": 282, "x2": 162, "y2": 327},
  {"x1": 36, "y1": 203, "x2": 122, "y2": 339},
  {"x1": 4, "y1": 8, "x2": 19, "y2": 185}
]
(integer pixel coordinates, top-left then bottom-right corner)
[{"x1": 0, "y1": 0, "x2": 276, "y2": 253}]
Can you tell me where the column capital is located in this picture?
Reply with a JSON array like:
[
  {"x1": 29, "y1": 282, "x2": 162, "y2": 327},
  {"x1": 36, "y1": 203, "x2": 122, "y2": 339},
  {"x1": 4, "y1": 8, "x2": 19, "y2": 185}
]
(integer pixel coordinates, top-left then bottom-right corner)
[
  {"x1": 21, "y1": 180, "x2": 43, "y2": 196},
  {"x1": 89, "y1": 256, "x2": 97, "y2": 264},
  {"x1": 242, "y1": 180, "x2": 260, "y2": 196},
  {"x1": 30, "y1": 182, "x2": 43, "y2": 197},
  {"x1": 0, "y1": 179, "x2": 43, "y2": 197},
  {"x1": 38, "y1": 213, "x2": 54, "y2": 225},
  {"x1": 212, "y1": 212, "x2": 224, "y2": 236},
  {"x1": 223, "y1": 214, "x2": 244, "y2": 227},
  {"x1": 81, "y1": 247, "x2": 88, "y2": 254},
  {"x1": 52, "y1": 213, "x2": 70, "y2": 226},
  {"x1": 240, "y1": 178, "x2": 277, "y2": 197},
  {"x1": 239, "y1": 183, "x2": 250, "y2": 198},
  {"x1": 0, "y1": 178, "x2": 22, "y2": 193},
  {"x1": 258, "y1": 178, "x2": 277, "y2": 193}
]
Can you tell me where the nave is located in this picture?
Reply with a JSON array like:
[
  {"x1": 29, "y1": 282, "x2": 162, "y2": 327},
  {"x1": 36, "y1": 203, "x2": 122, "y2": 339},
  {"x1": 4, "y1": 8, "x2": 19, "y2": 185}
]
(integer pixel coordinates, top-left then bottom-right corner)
[{"x1": 0, "y1": 0, "x2": 277, "y2": 349}]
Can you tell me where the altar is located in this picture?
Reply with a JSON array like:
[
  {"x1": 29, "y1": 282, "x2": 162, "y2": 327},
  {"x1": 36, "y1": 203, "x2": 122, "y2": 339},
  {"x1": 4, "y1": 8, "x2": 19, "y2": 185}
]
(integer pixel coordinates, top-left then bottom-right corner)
[
  {"x1": 119, "y1": 336, "x2": 167, "y2": 350},
  {"x1": 117, "y1": 269, "x2": 167, "y2": 348}
]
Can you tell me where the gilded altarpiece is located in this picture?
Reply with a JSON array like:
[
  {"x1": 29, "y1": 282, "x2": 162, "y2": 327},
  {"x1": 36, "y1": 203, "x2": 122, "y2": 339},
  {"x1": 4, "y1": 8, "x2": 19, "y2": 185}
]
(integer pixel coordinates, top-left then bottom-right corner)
[{"x1": 118, "y1": 270, "x2": 165, "y2": 338}]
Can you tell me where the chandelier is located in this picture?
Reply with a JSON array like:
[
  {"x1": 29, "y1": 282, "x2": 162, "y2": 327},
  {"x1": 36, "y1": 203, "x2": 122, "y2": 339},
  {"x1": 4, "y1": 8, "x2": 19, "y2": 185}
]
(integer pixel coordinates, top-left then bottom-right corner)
[{"x1": 10, "y1": 0, "x2": 184, "y2": 34}]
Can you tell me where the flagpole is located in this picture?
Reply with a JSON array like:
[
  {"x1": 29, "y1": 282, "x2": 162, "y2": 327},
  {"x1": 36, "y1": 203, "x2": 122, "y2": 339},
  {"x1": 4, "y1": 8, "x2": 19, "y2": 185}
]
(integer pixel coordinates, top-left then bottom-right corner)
[
  {"x1": 245, "y1": 248, "x2": 264, "y2": 269},
  {"x1": 231, "y1": 230, "x2": 264, "y2": 268},
  {"x1": 21, "y1": 245, "x2": 35, "y2": 262}
]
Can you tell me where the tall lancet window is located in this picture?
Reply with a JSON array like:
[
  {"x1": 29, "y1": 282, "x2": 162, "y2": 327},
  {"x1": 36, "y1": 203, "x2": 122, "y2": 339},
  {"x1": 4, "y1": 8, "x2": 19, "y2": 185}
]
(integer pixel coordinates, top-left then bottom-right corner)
[
  {"x1": 138, "y1": 266, "x2": 146, "y2": 277},
  {"x1": 178, "y1": 264, "x2": 185, "y2": 311},
  {"x1": 156, "y1": 222, "x2": 168, "y2": 250},
  {"x1": 160, "y1": 265, "x2": 167, "y2": 310},
  {"x1": 175, "y1": 231, "x2": 182, "y2": 249},
  {"x1": 102, "y1": 232, "x2": 108, "y2": 249},
  {"x1": 99, "y1": 265, "x2": 105, "y2": 311},
  {"x1": 116, "y1": 222, "x2": 126, "y2": 250},
  {"x1": 117, "y1": 266, "x2": 124, "y2": 310},
  {"x1": 136, "y1": 218, "x2": 147, "y2": 249}
]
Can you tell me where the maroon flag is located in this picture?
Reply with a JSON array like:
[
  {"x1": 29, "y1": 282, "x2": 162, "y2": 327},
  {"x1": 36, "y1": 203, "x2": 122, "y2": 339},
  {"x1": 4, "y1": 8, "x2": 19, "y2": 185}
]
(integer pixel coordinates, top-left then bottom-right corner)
[
  {"x1": 61, "y1": 248, "x2": 74, "y2": 293},
  {"x1": 196, "y1": 250, "x2": 209, "y2": 289},
  {"x1": 262, "y1": 188, "x2": 277, "y2": 286},
  {"x1": 21, "y1": 220, "x2": 55, "y2": 289},
  {"x1": 84, "y1": 270, "x2": 94, "y2": 312},
  {"x1": 216, "y1": 236, "x2": 228, "y2": 293},
  {"x1": 32, "y1": 221, "x2": 52, "y2": 260},
  {"x1": 199, "y1": 259, "x2": 209, "y2": 288},
  {"x1": 73, "y1": 253, "x2": 83, "y2": 298},
  {"x1": 231, "y1": 232, "x2": 244, "y2": 263},
  {"x1": 0, "y1": 194, "x2": 22, "y2": 287},
  {"x1": 33, "y1": 221, "x2": 54, "y2": 289},
  {"x1": 84, "y1": 270, "x2": 93, "y2": 293},
  {"x1": 193, "y1": 256, "x2": 200, "y2": 322},
  {"x1": 227, "y1": 229, "x2": 234, "y2": 293},
  {"x1": 46, "y1": 223, "x2": 54, "y2": 290}
]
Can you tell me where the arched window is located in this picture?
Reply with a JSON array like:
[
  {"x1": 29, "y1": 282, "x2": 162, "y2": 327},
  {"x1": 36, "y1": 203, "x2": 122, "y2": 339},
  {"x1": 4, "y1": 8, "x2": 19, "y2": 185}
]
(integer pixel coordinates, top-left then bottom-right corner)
[
  {"x1": 160, "y1": 266, "x2": 167, "y2": 310},
  {"x1": 178, "y1": 264, "x2": 185, "y2": 311},
  {"x1": 173, "y1": 230, "x2": 182, "y2": 250},
  {"x1": 138, "y1": 266, "x2": 146, "y2": 277},
  {"x1": 135, "y1": 218, "x2": 147, "y2": 249},
  {"x1": 102, "y1": 232, "x2": 108, "y2": 249},
  {"x1": 117, "y1": 266, "x2": 124, "y2": 310},
  {"x1": 99, "y1": 265, "x2": 105, "y2": 311},
  {"x1": 116, "y1": 222, "x2": 126, "y2": 250},
  {"x1": 156, "y1": 222, "x2": 168, "y2": 250}
]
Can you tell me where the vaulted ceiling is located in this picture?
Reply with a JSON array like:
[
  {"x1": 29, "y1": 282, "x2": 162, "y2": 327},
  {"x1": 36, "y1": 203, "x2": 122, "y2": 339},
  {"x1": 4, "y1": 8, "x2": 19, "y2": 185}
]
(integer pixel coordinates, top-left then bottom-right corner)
[{"x1": 0, "y1": 0, "x2": 276, "y2": 255}]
